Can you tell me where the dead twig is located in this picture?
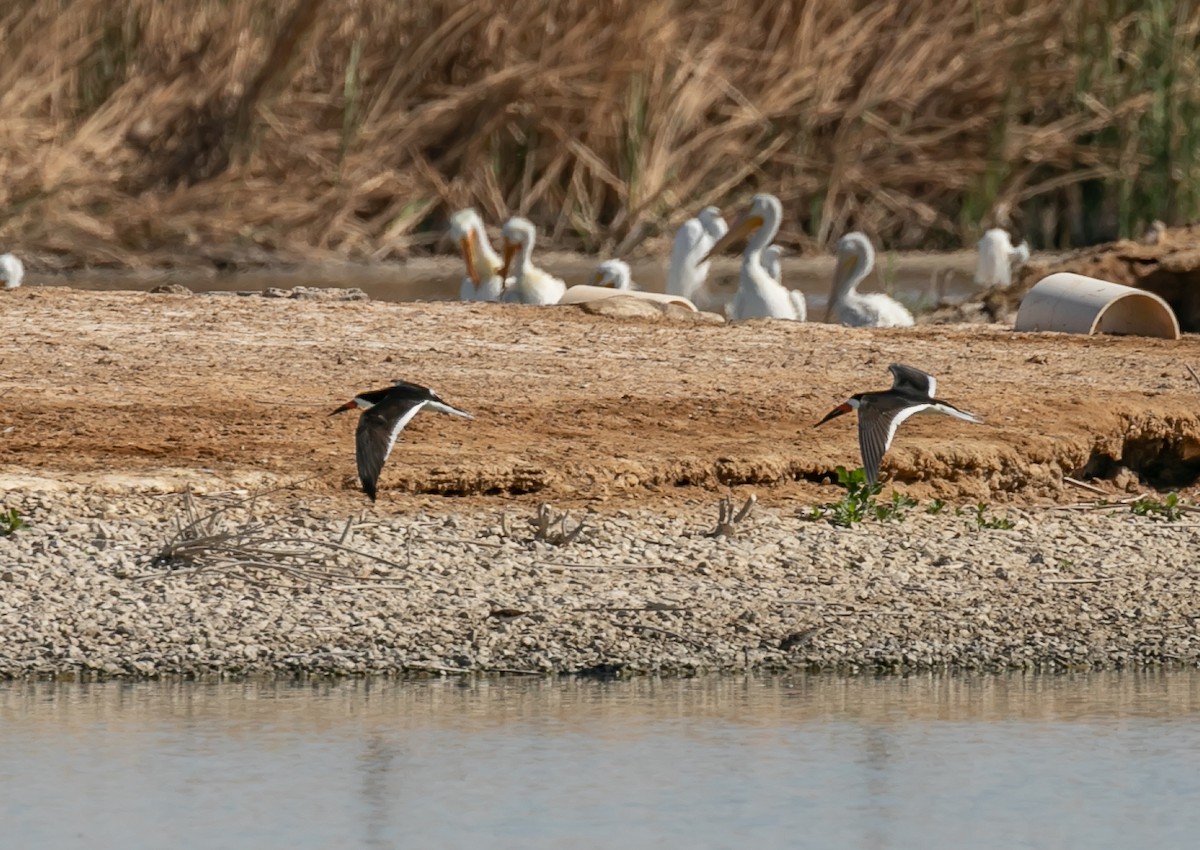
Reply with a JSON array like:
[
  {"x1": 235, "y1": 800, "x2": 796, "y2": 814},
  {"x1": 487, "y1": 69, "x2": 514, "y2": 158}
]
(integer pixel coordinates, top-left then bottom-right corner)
[
  {"x1": 1063, "y1": 476, "x2": 1108, "y2": 496},
  {"x1": 1186, "y1": 363, "x2": 1200, "y2": 392},
  {"x1": 142, "y1": 488, "x2": 417, "y2": 587},
  {"x1": 616, "y1": 621, "x2": 706, "y2": 649},
  {"x1": 501, "y1": 503, "x2": 587, "y2": 546},
  {"x1": 707, "y1": 493, "x2": 757, "y2": 538},
  {"x1": 535, "y1": 561, "x2": 670, "y2": 571}
]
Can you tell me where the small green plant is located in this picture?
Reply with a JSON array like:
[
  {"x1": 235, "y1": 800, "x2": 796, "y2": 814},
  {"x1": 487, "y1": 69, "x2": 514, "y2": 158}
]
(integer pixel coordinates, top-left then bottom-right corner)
[
  {"x1": 926, "y1": 498, "x2": 947, "y2": 515},
  {"x1": 971, "y1": 502, "x2": 1014, "y2": 530},
  {"x1": 873, "y1": 490, "x2": 917, "y2": 522},
  {"x1": 0, "y1": 507, "x2": 26, "y2": 536},
  {"x1": 1131, "y1": 493, "x2": 1183, "y2": 521},
  {"x1": 807, "y1": 466, "x2": 883, "y2": 528}
]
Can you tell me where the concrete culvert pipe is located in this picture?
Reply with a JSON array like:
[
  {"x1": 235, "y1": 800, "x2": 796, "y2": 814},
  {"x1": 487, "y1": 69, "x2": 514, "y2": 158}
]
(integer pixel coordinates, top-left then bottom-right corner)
[{"x1": 1015, "y1": 273, "x2": 1181, "y2": 339}]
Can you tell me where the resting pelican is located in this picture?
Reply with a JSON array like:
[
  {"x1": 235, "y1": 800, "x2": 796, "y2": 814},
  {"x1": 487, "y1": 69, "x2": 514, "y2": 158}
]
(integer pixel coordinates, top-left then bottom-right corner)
[
  {"x1": 0, "y1": 253, "x2": 23, "y2": 290},
  {"x1": 498, "y1": 217, "x2": 566, "y2": 305},
  {"x1": 666, "y1": 206, "x2": 727, "y2": 301},
  {"x1": 824, "y1": 233, "x2": 914, "y2": 327},
  {"x1": 974, "y1": 228, "x2": 1030, "y2": 289},
  {"x1": 593, "y1": 259, "x2": 635, "y2": 290},
  {"x1": 699, "y1": 193, "x2": 806, "y2": 321},
  {"x1": 448, "y1": 208, "x2": 505, "y2": 302}
]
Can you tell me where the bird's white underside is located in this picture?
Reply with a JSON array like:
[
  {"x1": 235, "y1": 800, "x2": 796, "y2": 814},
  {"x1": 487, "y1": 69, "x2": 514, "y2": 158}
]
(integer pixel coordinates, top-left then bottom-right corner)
[
  {"x1": 382, "y1": 402, "x2": 430, "y2": 464},
  {"x1": 381, "y1": 400, "x2": 473, "y2": 463},
  {"x1": 886, "y1": 402, "x2": 982, "y2": 451}
]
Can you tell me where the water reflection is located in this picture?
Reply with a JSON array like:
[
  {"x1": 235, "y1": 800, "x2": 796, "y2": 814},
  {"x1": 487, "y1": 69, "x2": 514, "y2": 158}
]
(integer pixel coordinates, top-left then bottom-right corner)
[{"x1": 2, "y1": 672, "x2": 1199, "y2": 849}]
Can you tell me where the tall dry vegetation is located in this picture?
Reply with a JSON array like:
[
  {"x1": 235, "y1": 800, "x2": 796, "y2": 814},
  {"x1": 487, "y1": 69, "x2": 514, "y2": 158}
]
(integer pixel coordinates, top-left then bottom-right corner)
[{"x1": 0, "y1": 0, "x2": 1197, "y2": 269}]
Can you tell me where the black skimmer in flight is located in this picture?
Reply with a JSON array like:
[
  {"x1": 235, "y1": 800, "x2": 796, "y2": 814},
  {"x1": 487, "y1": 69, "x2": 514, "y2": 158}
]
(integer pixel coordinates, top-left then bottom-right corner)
[
  {"x1": 814, "y1": 363, "x2": 982, "y2": 486},
  {"x1": 330, "y1": 380, "x2": 473, "y2": 502}
]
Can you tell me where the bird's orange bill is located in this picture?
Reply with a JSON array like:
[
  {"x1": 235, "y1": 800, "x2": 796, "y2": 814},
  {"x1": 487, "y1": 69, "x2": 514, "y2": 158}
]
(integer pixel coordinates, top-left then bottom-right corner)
[
  {"x1": 499, "y1": 239, "x2": 519, "y2": 281},
  {"x1": 330, "y1": 400, "x2": 357, "y2": 416},
  {"x1": 824, "y1": 252, "x2": 859, "y2": 321},
  {"x1": 460, "y1": 234, "x2": 481, "y2": 285},
  {"x1": 814, "y1": 402, "x2": 853, "y2": 427},
  {"x1": 698, "y1": 212, "x2": 764, "y2": 264}
]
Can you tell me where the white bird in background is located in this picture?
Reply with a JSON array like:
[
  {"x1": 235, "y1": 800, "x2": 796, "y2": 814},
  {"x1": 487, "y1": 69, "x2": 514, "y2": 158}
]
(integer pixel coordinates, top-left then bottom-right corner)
[
  {"x1": 0, "y1": 253, "x2": 24, "y2": 290},
  {"x1": 498, "y1": 217, "x2": 566, "y2": 305},
  {"x1": 824, "y1": 232, "x2": 914, "y2": 328},
  {"x1": 699, "y1": 193, "x2": 806, "y2": 321},
  {"x1": 974, "y1": 227, "x2": 1031, "y2": 289},
  {"x1": 448, "y1": 208, "x2": 505, "y2": 302},
  {"x1": 593, "y1": 259, "x2": 636, "y2": 290},
  {"x1": 666, "y1": 206, "x2": 727, "y2": 302}
]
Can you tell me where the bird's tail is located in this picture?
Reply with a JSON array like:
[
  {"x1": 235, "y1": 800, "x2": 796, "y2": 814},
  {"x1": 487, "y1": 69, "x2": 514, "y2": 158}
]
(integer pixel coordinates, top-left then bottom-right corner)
[
  {"x1": 932, "y1": 402, "x2": 983, "y2": 424},
  {"x1": 427, "y1": 401, "x2": 474, "y2": 419}
]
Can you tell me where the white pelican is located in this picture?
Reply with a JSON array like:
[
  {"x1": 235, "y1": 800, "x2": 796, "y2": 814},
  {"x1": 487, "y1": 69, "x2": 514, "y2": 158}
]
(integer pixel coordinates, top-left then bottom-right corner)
[
  {"x1": 666, "y1": 206, "x2": 727, "y2": 301},
  {"x1": 699, "y1": 193, "x2": 806, "y2": 321},
  {"x1": 498, "y1": 217, "x2": 566, "y2": 305},
  {"x1": 593, "y1": 259, "x2": 635, "y2": 290},
  {"x1": 824, "y1": 232, "x2": 914, "y2": 327},
  {"x1": 0, "y1": 253, "x2": 23, "y2": 290},
  {"x1": 448, "y1": 208, "x2": 504, "y2": 302},
  {"x1": 974, "y1": 227, "x2": 1030, "y2": 289}
]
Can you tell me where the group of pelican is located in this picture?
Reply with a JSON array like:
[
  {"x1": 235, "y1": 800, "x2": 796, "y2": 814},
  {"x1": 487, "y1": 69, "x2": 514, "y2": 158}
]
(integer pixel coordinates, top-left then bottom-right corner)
[
  {"x1": 448, "y1": 196, "x2": 1029, "y2": 328},
  {"x1": 663, "y1": 193, "x2": 916, "y2": 327},
  {"x1": 448, "y1": 209, "x2": 568, "y2": 305}
]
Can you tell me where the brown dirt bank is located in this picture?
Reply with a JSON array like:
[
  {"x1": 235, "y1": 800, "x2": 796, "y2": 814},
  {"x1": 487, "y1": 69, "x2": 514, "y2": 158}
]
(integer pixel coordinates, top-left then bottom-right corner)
[{"x1": 2, "y1": 287, "x2": 1200, "y2": 507}]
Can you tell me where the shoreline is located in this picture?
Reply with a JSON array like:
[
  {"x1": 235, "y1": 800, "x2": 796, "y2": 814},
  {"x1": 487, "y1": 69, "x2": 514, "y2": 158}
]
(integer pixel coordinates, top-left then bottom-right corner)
[{"x1": 2, "y1": 487, "x2": 1197, "y2": 680}]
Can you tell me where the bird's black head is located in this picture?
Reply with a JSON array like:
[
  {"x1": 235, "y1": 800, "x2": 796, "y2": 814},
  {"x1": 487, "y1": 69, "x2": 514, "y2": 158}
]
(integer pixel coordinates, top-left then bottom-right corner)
[
  {"x1": 329, "y1": 386, "x2": 395, "y2": 416},
  {"x1": 814, "y1": 393, "x2": 863, "y2": 428}
]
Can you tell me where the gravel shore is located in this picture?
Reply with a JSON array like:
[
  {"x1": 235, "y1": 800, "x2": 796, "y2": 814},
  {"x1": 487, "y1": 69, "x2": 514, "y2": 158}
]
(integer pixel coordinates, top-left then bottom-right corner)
[{"x1": 1, "y1": 484, "x2": 1196, "y2": 679}]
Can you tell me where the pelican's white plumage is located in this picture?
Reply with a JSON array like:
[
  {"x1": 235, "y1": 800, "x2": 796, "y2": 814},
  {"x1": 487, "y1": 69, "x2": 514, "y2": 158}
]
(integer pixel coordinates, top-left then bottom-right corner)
[
  {"x1": 0, "y1": 253, "x2": 23, "y2": 290},
  {"x1": 700, "y1": 193, "x2": 805, "y2": 322},
  {"x1": 498, "y1": 217, "x2": 566, "y2": 305},
  {"x1": 593, "y1": 259, "x2": 635, "y2": 290},
  {"x1": 448, "y1": 208, "x2": 505, "y2": 302},
  {"x1": 974, "y1": 227, "x2": 1030, "y2": 289},
  {"x1": 666, "y1": 206, "x2": 726, "y2": 301},
  {"x1": 762, "y1": 244, "x2": 783, "y2": 284},
  {"x1": 824, "y1": 232, "x2": 914, "y2": 328}
]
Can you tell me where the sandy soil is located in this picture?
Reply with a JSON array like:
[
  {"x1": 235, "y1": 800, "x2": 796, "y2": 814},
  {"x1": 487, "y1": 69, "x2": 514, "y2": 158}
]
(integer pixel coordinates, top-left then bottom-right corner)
[{"x1": 1, "y1": 286, "x2": 1199, "y2": 510}]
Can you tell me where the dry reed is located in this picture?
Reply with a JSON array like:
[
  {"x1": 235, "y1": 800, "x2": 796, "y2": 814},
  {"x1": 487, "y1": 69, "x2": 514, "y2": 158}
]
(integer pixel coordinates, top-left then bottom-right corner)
[{"x1": 1, "y1": 0, "x2": 1197, "y2": 270}]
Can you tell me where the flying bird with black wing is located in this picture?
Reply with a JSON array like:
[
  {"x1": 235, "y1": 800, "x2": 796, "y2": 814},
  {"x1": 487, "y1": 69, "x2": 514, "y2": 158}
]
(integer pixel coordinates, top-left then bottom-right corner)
[
  {"x1": 815, "y1": 363, "x2": 982, "y2": 486},
  {"x1": 331, "y1": 380, "x2": 473, "y2": 502}
]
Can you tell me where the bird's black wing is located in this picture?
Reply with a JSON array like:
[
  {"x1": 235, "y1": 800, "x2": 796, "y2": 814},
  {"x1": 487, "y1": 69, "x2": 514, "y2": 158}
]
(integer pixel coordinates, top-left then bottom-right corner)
[
  {"x1": 354, "y1": 397, "x2": 429, "y2": 501},
  {"x1": 858, "y1": 396, "x2": 930, "y2": 486},
  {"x1": 888, "y1": 363, "x2": 936, "y2": 399}
]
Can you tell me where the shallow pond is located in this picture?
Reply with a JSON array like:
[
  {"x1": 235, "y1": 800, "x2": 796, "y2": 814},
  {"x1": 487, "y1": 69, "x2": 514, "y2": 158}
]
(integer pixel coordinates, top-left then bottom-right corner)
[
  {"x1": 42, "y1": 250, "x2": 984, "y2": 315},
  {"x1": 2, "y1": 671, "x2": 1198, "y2": 849}
]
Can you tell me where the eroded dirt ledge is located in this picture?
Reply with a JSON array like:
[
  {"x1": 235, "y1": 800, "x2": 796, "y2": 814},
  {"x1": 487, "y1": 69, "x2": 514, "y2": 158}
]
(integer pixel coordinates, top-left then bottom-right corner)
[{"x1": 2, "y1": 288, "x2": 1199, "y2": 508}]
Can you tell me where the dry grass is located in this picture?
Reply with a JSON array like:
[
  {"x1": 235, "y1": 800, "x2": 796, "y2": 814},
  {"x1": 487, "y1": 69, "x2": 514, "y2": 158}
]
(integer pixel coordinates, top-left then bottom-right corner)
[{"x1": 1, "y1": 0, "x2": 1198, "y2": 270}]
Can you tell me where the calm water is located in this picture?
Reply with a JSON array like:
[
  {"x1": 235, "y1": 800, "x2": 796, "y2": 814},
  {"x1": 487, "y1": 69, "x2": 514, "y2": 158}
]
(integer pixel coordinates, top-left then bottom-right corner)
[
  {"x1": 3, "y1": 673, "x2": 1199, "y2": 849},
  {"x1": 42, "y1": 251, "x2": 983, "y2": 313}
]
